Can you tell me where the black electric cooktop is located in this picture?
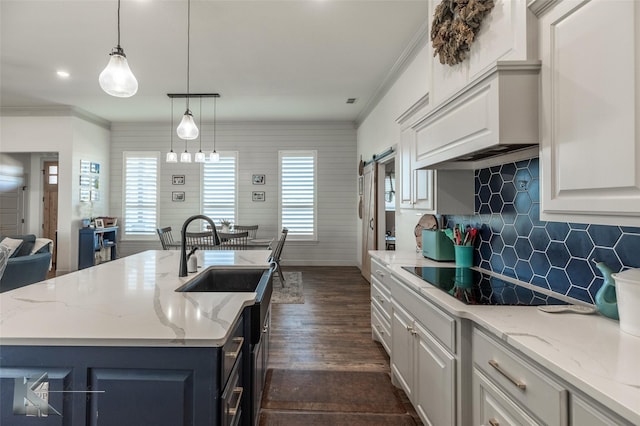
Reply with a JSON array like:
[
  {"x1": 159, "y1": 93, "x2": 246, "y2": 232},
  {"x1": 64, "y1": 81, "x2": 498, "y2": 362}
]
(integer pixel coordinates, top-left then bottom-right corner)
[{"x1": 401, "y1": 266, "x2": 569, "y2": 306}]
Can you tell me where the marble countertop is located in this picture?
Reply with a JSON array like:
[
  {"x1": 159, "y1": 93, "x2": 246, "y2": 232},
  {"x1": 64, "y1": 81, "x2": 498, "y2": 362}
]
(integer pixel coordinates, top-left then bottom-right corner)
[
  {"x1": 370, "y1": 250, "x2": 640, "y2": 425},
  {"x1": 0, "y1": 250, "x2": 272, "y2": 347}
]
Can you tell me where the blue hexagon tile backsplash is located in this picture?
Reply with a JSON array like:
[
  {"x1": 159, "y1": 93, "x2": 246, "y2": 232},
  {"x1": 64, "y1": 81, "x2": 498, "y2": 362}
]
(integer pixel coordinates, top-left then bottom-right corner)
[{"x1": 445, "y1": 157, "x2": 640, "y2": 304}]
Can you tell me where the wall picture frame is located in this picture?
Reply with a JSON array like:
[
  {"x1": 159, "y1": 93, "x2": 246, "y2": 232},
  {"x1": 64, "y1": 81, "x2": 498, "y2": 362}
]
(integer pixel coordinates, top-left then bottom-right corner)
[
  {"x1": 252, "y1": 174, "x2": 265, "y2": 185},
  {"x1": 172, "y1": 175, "x2": 185, "y2": 185},
  {"x1": 252, "y1": 191, "x2": 265, "y2": 202},
  {"x1": 94, "y1": 218, "x2": 105, "y2": 229},
  {"x1": 172, "y1": 191, "x2": 185, "y2": 202}
]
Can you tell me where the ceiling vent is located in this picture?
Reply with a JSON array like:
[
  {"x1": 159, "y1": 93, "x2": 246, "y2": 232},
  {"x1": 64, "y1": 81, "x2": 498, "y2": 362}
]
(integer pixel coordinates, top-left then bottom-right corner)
[{"x1": 346, "y1": 98, "x2": 357, "y2": 104}]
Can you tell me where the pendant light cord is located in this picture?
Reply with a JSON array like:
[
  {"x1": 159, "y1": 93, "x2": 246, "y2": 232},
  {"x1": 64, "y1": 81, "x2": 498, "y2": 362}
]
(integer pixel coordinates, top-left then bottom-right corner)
[
  {"x1": 116, "y1": 0, "x2": 121, "y2": 48},
  {"x1": 213, "y1": 96, "x2": 217, "y2": 151},
  {"x1": 186, "y1": 0, "x2": 191, "y2": 110},
  {"x1": 199, "y1": 97, "x2": 202, "y2": 151},
  {"x1": 170, "y1": 97, "x2": 174, "y2": 151}
]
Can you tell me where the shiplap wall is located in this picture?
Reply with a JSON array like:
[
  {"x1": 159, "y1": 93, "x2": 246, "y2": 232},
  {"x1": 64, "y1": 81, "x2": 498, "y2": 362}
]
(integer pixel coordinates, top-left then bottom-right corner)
[{"x1": 110, "y1": 121, "x2": 357, "y2": 266}]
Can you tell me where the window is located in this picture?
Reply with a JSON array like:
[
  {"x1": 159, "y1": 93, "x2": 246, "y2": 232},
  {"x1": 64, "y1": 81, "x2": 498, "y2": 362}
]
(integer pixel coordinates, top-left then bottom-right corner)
[
  {"x1": 122, "y1": 152, "x2": 159, "y2": 239},
  {"x1": 279, "y1": 150, "x2": 317, "y2": 240},
  {"x1": 202, "y1": 152, "x2": 237, "y2": 226}
]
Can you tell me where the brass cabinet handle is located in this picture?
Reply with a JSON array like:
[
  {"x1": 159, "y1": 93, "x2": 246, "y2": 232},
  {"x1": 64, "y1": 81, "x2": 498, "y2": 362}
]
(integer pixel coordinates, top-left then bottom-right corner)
[
  {"x1": 225, "y1": 337, "x2": 244, "y2": 359},
  {"x1": 377, "y1": 296, "x2": 384, "y2": 304},
  {"x1": 376, "y1": 325, "x2": 384, "y2": 335},
  {"x1": 375, "y1": 269, "x2": 385, "y2": 277},
  {"x1": 227, "y1": 387, "x2": 243, "y2": 417},
  {"x1": 488, "y1": 360, "x2": 526, "y2": 390},
  {"x1": 406, "y1": 325, "x2": 417, "y2": 336},
  {"x1": 488, "y1": 419, "x2": 499, "y2": 426}
]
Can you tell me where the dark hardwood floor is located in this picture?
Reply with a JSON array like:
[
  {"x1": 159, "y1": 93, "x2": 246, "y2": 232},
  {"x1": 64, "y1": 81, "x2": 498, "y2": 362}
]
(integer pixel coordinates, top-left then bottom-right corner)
[
  {"x1": 262, "y1": 266, "x2": 421, "y2": 425},
  {"x1": 268, "y1": 266, "x2": 389, "y2": 372}
]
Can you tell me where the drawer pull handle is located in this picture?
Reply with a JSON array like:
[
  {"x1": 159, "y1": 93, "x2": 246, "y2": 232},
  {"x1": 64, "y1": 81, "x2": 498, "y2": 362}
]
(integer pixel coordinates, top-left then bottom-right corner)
[
  {"x1": 227, "y1": 386, "x2": 243, "y2": 417},
  {"x1": 488, "y1": 360, "x2": 526, "y2": 390},
  {"x1": 375, "y1": 269, "x2": 385, "y2": 277},
  {"x1": 262, "y1": 325, "x2": 269, "y2": 333},
  {"x1": 377, "y1": 325, "x2": 384, "y2": 335},
  {"x1": 488, "y1": 419, "x2": 499, "y2": 426},
  {"x1": 226, "y1": 337, "x2": 244, "y2": 359},
  {"x1": 406, "y1": 325, "x2": 417, "y2": 336},
  {"x1": 377, "y1": 296, "x2": 385, "y2": 304}
]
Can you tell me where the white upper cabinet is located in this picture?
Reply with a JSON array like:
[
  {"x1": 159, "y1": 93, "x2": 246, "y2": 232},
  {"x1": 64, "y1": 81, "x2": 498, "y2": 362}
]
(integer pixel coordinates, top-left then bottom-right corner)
[
  {"x1": 397, "y1": 95, "x2": 475, "y2": 213},
  {"x1": 539, "y1": 0, "x2": 640, "y2": 226}
]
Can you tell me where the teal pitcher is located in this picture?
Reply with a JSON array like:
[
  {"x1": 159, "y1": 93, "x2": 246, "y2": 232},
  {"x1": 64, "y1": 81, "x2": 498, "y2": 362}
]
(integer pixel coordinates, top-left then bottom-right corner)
[{"x1": 592, "y1": 259, "x2": 619, "y2": 320}]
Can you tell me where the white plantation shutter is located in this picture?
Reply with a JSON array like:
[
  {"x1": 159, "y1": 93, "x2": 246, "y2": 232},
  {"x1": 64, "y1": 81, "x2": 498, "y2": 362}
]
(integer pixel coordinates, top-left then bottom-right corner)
[
  {"x1": 279, "y1": 151, "x2": 316, "y2": 240},
  {"x1": 202, "y1": 153, "x2": 237, "y2": 226},
  {"x1": 123, "y1": 152, "x2": 159, "y2": 238}
]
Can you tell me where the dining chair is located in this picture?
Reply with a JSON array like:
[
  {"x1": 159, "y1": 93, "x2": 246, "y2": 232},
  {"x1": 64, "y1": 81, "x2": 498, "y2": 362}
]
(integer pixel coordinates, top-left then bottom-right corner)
[
  {"x1": 269, "y1": 228, "x2": 288, "y2": 286},
  {"x1": 233, "y1": 225, "x2": 259, "y2": 239},
  {"x1": 185, "y1": 231, "x2": 219, "y2": 250},
  {"x1": 217, "y1": 231, "x2": 249, "y2": 250},
  {"x1": 157, "y1": 227, "x2": 179, "y2": 250}
]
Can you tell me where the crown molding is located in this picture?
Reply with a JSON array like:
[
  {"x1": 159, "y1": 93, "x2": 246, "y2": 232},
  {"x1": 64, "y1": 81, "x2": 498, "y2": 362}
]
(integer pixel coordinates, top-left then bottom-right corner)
[{"x1": 1, "y1": 106, "x2": 111, "y2": 130}]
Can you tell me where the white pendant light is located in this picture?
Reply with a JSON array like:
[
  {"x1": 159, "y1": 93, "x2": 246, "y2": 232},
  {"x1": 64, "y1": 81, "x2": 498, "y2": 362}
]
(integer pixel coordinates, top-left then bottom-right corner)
[
  {"x1": 166, "y1": 98, "x2": 178, "y2": 163},
  {"x1": 195, "y1": 98, "x2": 206, "y2": 163},
  {"x1": 99, "y1": 0, "x2": 138, "y2": 97},
  {"x1": 209, "y1": 95, "x2": 220, "y2": 162},
  {"x1": 177, "y1": 0, "x2": 198, "y2": 140}
]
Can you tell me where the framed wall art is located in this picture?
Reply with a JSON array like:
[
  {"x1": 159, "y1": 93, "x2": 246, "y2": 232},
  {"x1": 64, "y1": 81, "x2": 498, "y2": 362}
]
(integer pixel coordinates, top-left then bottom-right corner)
[
  {"x1": 252, "y1": 191, "x2": 265, "y2": 202},
  {"x1": 252, "y1": 174, "x2": 265, "y2": 185},
  {"x1": 172, "y1": 175, "x2": 185, "y2": 185},
  {"x1": 172, "y1": 191, "x2": 185, "y2": 202}
]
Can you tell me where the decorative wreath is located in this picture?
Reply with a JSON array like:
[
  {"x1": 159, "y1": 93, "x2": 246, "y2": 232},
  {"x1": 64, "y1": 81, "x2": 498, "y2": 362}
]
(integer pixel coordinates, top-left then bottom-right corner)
[{"x1": 431, "y1": 0, "x2": 495, "y2": 66}]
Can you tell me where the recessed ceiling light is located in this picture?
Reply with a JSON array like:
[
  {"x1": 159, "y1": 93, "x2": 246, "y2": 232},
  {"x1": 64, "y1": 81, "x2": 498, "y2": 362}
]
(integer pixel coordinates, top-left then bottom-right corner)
[
  {"x1": 346, "y1": 98, "x2": 357, "y2": 104},
  {"x1": 56, "y1": 70, "x2": 70, "y2": 78}
]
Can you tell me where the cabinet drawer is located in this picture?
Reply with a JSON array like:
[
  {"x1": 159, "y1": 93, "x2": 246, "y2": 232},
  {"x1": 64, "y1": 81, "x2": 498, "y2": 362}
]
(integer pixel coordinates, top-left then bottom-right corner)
[
  {"x1": 473, "y1": 328, "x2": 568, "y2": 426},
  {"x1": 391, "y1": 275, "x2": 456, "y2": 353},
  {"x1": 371, "y1": 304, "x2": 391, "y2": 355},
  {"x1": 371, "y1": 258, "x2": 393, "y2": 289},
  {"x1": 222, "y1": 317, "x2": 244, "y2": 390},
  {"x1": 371, "y1": 278, "x2": 391, "y2": 321},
  {"x1": 473, "y1": 368, "x2": 538, "y2": 426}
]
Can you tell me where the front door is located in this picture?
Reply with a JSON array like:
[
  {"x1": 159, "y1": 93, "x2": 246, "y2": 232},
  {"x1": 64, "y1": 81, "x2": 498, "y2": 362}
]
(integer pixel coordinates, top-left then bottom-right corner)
[{"x1": 43, "y1": 161, "x2": 58, "y2": 269}]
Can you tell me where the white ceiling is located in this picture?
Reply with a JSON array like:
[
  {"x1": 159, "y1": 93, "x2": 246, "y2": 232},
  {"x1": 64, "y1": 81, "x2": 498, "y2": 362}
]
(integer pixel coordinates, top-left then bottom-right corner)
[{"x1": 0, "y1": 0, "x2": 428, "y2": 124}]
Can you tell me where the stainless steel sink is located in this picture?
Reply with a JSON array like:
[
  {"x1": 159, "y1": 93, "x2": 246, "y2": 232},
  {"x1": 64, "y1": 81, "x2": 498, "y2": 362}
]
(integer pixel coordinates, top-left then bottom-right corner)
[{"x1": 175, "y1": 268, "x2": 266, "y2": 292}]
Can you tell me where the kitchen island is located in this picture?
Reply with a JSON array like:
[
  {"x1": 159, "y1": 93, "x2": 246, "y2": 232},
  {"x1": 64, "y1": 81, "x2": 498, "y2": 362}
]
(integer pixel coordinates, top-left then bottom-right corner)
[{"x1": 0, "y1": 250, "x2": 272, "y2": 425}]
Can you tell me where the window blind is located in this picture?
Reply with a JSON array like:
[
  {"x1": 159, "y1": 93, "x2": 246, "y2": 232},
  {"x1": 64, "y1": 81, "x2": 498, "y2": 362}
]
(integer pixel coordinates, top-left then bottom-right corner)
[
  {"x1": 202, "y1": 153, "x2": 237, "y2": 226},
  {"x1": 123, "y1": 152, "x2": 159, "y2": 237},
  {"x1": 280, "y1": 151, "x2": 316, "y2": 240}
]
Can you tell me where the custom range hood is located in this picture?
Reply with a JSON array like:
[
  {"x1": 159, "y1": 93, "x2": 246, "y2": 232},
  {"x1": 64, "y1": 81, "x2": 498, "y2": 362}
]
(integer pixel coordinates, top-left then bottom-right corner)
[{"x1": 409, "y1": 61, "x2": 541, "y2": 169}]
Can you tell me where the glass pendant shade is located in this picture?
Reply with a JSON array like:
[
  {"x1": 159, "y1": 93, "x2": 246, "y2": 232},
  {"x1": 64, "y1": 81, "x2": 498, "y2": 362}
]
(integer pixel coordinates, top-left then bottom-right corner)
[
  {"x1": 177, "y1": 110, "x2": 199, "y2": 140},
  {"x1": 99, "y1": 49, "x2": 138, "y2": 97},
  {"x1": 180, "y1": 150, "x2": 192, "y2": 163},
  {"x1": 166, "y1": 151, "x2": 178, "y2": 163},
  {"x1": 195, "y1": 151, "x2": 206, "y2": 163},
  {"x1": 209, "y1": 151, "x2": 220, "y2": 162}
]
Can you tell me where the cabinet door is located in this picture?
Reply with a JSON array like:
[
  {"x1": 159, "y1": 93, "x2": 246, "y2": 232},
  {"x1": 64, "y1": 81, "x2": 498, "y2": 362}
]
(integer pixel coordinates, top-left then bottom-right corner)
[
  {"x1": 414, "y1": 321, "x2": 455, "y2": 426},
  {"x1": 571, "y1": 394, "x2": 633, "y2": 426},
  {"x1": 88, "y1": 368, "x2": 195, "y2": 426},
  {"x1": 473, "y1": 368, "x2": 537, "y2": 426},
  {"x1": 399, "y1": 127, "x2": 415, "y2": 209},
  {"x1": 391, "y1": 302, "x2": 414, "y2": 399},
  {"x1": 540, "y1": 0, "x2": 640, "y2": 225}
]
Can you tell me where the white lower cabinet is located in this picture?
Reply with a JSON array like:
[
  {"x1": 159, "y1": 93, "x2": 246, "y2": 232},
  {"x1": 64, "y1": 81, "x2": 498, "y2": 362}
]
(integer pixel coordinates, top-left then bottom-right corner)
[
  {"x1": 391, "y1": 277, "x2": 457, "y2": 426},
  {"x1": 571, "y1": 394, "x2": 634, "y2": 426},
  {"x1": 414, "y1": 320, "x2": 455, "y2": 426},
  {"x1": 370, "y1": 258, "x2": 392, "y2": 355},
  {"x1": 473, "y1": 368, "x2": 537, "y2": 426},
  {"x1": 473, "y1": 327, "x2": 568, "y2": 426}
]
